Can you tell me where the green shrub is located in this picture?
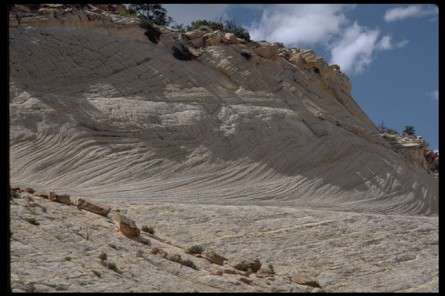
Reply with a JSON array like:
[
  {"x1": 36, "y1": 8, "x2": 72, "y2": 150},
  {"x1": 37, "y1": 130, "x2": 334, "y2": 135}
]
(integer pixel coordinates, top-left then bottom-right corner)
[
  {"x1": 181, "y1": 258, "x2": 198, "y2": 270},
  {"x1": 139, "y1": 20, "x2": 162, "y2": 44},
  {"x1": 130, "y1": 4, "x2": 172, "y2": 26},
  {"x1": 387, "y1": 128, "x2": 398, "y2": 135},
  {"x1": 223, "y1": 20, "x2": 250, "y2": 41},
  {"x1": 185, "y1": 19, "x2": 251, "y2": 41},
  {"x1": 186, "y1": 244, "x2": 204, "y2": 255},
  {"x1": 187, "y1": 19, "x2": 224, "y2": 31},
  {"x1": 141, "y1": 225, "x2": 155, "y2": 235}
]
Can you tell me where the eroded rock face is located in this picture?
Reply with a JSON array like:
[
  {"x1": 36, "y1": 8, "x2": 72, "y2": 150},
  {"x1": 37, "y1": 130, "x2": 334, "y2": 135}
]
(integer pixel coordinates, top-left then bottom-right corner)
[{"x1": 8, "y1": 6, "x2": 438, "y2": 217}]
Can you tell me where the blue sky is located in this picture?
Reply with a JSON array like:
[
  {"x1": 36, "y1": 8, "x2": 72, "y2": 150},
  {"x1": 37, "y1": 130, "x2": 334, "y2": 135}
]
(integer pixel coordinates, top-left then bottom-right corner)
[{"x1": 164, "y1": 4, "x2": 439, "y2": 150}]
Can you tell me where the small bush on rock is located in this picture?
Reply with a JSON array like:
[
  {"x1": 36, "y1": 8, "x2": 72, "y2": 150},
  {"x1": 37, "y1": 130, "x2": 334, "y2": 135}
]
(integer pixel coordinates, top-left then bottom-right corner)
[
  {"x1": 240, "y1": 50, "x2": 252, "y2": 60},
  {"x1": 172, "y1": 41, "x2": 194, "y2": 61},
  {"x1": 180, "y1": 258, "x2": 198, "y2": 270},
  {"x1": 141, "y1": 225, "x2": 155, "y2": 235},
  {"x1": 99, "y1": 252, "x2": 107, "y2": 261},
  {"x1": 140, "y1": 20, "x2": 162, "y2": 44},
  {"x1": 186, "y1": 244, "x2": 204, "y2": 255}
]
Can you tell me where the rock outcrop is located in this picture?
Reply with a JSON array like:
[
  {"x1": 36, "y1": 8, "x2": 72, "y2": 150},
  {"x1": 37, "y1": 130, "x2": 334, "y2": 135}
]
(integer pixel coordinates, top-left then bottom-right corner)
[
  {"x1": 77, "y1": 198, "x2": 111, "y2": 217},
  {"x1": 112, "y1": 213, "x2": 140, "y2": 238}
]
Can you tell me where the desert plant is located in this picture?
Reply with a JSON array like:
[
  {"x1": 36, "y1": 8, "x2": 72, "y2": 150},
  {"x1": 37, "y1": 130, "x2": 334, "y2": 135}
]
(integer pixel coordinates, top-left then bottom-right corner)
[
  {"x1": 240, "y1": 50, "x2": 252, "y2": 60},
  {"x1": 139, "y1": 20, "x2": 162, "y2": 44},
  {"x1": 180, "y1": 258, "x2": 198, "y2": 270},
  {"x1": 386, "y1": 128, "x2": 398, "y2": 135},
  {"x1": 104, "y1": 261, "x2": 122, "y2": 274},
  {"x1": 223, "y1": 20, "x2": 250, "y2": 41},
  {"x1": 403, "y1": 125, "x2": 416, "y2": 136},
  {"x1": 99, "y1": 251, "x2": 107, "y2": 261},
  {"x1": 186, "y1": 19, "x2": 250, "y2": 41},
  {"x1": 118, "y1": 7, "x2": 137, "y2": 17},
  {"x1": 171, "y1": 23, "x2": 186, "y2": 33},
  {"x1": 141, "y1": 225, "x2": 155, "y2": 235},
  {"x1": 130, "y1": 4, "x2": 172, "y2": 26},
  {"x1": 187, "y1": 19, "x2": 224, "y2": 31},
  {"x1": 24, "y1": 217, "x2": 39, "y2": 225},
  {"x1": 186, "y1": 244, "x2": 204, "y2": 255},
  {"x1": 92, "y1": 270, "x2": 102, "y2": 278},
  {"x1": 172, "y1": 41, "x2": 194, "y2": 60},
  {"x1": 10, "y1": 190, "x2": 20, "y2": 199}
]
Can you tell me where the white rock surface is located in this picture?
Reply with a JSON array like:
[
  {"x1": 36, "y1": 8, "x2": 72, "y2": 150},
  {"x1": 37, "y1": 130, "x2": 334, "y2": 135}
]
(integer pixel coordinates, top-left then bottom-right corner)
[{"x1": 8, "y1": 7, "x2": 438, "y2": 292}]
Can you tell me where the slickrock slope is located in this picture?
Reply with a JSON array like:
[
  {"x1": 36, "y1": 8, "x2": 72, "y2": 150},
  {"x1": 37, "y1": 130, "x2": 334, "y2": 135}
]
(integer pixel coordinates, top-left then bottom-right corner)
[
  {"x1": 9, "y1": 8, "x2": 437, "y2": 215},
  {"x1": 9, "y1": 6, "x2": 438, "y2": 292},
  {"x1": 10, "y1": 190, "x2": 438, "y2": 292}
]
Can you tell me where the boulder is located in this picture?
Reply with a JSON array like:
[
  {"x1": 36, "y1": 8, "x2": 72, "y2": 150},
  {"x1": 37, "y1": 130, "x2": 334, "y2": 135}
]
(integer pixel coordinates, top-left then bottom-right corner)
[
  {"x1": 224, "y1": 33, "x2": 238, "y2": 44},
  {"x1": 185, "y1": 30, "x2": 206, "y2": 40},
  {"x1": 272, "y1": 42, "x2": 285, "y2": 48},
  {"x1": 24, "y1": 187, "x2": 35, "y2": 194},
  {"x1": 35, "y1": 192, "x2": 49, "y2": 199},
  {"x1": 112, "y1": 213, "x2": 140, "y2": 238},
  {"x1": 289, "y1": 53, "x2": 306, "y2": 66},
  {"x1": 258, "y1": 263, "x2": 275, "y2": 276},
  {"x1": 203, "y1": 31, "x2": 224, "y2": 46},
  {"x1": 203, "y1": 250, "x2": 227, "y2": 265},
  {"x1": 223, "y1": 268, "x2": 243, "y2": 275},
  {"x1": 278, "y1": 48, "x2": 290, "y2": 59},
  {"x1": 49, "y1": 192, "x2": 72, "y2": 205},
  {"x1": 231, "y1": 257, "x2": 262, "y2": 273},
  {"x1": 239, "y1": 277, "x2": 252, "y2": 285},
  {"x1": 187, "y1": 47, "x2": 203, "y2": 57},
  {"x1": 77, "y1": 198, "x2": 111, "y2": 217},
  {"x1": 291, "y1": 273, "x2": 321, "y2": 288},
  {"x1": 209, "y1": 268, "x2": 223, "y2": 276},
  {"x1": 253, "y1": 43, "x2": 279, "y2": 59},
  {"x1": 329, "y1": 64, "x2": 341, "y2": 72}
]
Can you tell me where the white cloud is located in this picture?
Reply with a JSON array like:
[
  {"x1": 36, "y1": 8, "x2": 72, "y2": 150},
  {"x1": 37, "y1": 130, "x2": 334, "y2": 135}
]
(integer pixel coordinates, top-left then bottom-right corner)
[
  {"x1": 246, "y1": 4, "x2": 408, "y2": 75},
  {"x1": 396, "y1": 39, "x2": 410, "y2": 48},
  {"x1": 384, "y1": 5, "x2": 438, "y2": 22},
  {"x1": 329, "y1": 23, "x2": 381, "y2": 74},
  {"x1": 376, "y1": 35, "x2": 409, "y2": 50},
  {"x1": 248, "y1": 4, "x2": 350, "y2": 47},
  {"x1": 163, "y1": 4, "x2": 229, "y2": 25}
]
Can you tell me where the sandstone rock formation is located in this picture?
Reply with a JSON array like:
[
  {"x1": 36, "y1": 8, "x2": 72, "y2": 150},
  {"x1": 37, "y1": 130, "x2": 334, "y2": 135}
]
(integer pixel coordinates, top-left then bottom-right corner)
[
  {"x1": 112, "y1": 213, "x2": 140, "y2": 238},
  {"x1": 77, "y1": 198, "x2": 111, "y2": 217},
  {"x1": 8, "y1": 4, "x2": 438, "y2": 293},
  {"x1": 9, "y1": 6, "x2": 437, "y2": 215},
  {"x1": 49, "y1": 192, "x2": 72, "y2": 205}
]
